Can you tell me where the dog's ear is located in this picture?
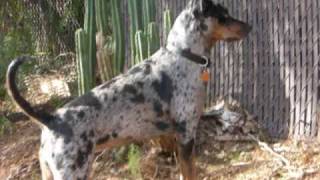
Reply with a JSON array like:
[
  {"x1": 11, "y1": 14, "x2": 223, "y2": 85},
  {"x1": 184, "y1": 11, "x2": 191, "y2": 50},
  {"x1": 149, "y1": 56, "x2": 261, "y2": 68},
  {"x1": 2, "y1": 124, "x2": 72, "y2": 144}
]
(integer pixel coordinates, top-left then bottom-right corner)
[
  {"x1": 192, "y1": 0, "x2": 213, "y2": 18},
  {"x1": 199, "y1": 0, "x2": 212, "y2": 13}
]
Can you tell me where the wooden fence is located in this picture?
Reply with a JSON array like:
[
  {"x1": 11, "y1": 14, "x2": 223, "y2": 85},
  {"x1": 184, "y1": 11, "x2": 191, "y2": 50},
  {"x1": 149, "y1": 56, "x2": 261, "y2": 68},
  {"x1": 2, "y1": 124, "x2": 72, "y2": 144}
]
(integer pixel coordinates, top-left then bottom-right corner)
[{"x1": 152, "y1": 0, "x2": 320, "y2": 139}]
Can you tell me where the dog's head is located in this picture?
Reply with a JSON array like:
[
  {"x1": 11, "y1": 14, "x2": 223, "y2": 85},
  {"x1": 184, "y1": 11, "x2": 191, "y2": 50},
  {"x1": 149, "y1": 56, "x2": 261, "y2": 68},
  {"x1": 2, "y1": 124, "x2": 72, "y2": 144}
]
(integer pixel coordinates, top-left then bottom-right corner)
[{"x1": 190, "y1": 0, "x2": 251, "y2": 45}]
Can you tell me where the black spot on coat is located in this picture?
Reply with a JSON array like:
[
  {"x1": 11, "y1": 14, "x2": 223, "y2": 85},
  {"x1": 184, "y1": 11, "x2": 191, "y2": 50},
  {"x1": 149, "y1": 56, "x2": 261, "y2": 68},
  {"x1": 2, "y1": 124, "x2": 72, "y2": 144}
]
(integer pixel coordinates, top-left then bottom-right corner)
[
  {"x1": 130, "y1": 94, "x2": 145, "y2": 103},
  {"x1": 65, "y1": 92, "x2": 101, "y2": 110},
  {"x1": 103, "y1": 94, "x2": 108, "y2": 101},
  {"x1": 97, "y1": 134, "x2": 110, "y2": 144},
  {"x1": 76, "y1": 150, "x2": 86, "y2": 168},
  {"x1": 154, "y1": 121, "x2": 170, "y2": 131},
  {"x1": 76, "y1": 141, "x2": 93, "y2": 168},
  {"x1": 143, "y1": 64, "x2": 152, "y2": 74},
  {"x1": 48, "y1": 119, "x2": 74, "y2": 144},
  {"x1": 56, "y1": 154, "x2": 64, "y2": 170},
  {"x1": 112, "y1": 132, "x2": 118, "y2": 138},
  {"x1": 77, "y1": 111, "x2": 85, "y2": 119},
  {"x1": 80, "y1": 132, "x2": 88, "y2": 141},
  {"x1": 136, "y1": 81, "x2": 144, "y2": 88},
  {"x1": 89, "y1": 130, "x2": 95, "y2": 137},
  {"x1": 153, "y1": 101, "x2": 164, "y2": 117},
  {"x1": 122, "y1": 84, "x2": 145, "y2": 103},
  {"x1": 174, "y1": 121, "x2": 187, "y2": 133},
  {"x1": 64, "y1": 111, "x2": 74, "y2": 121},
  {"x1": 152, "y1": 72, "x2": 173, "y2": 103},
  {"x1": 123, "y1": 84, "x2": 138, "y2": 95}
]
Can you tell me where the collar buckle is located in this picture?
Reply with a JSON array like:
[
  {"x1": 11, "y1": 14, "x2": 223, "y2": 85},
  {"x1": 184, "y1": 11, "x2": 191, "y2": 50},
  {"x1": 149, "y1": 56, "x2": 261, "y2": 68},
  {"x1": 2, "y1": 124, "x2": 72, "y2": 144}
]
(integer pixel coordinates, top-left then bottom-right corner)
[{"x1": 200, "y1": 56, "x2": 209, "y2": 68}]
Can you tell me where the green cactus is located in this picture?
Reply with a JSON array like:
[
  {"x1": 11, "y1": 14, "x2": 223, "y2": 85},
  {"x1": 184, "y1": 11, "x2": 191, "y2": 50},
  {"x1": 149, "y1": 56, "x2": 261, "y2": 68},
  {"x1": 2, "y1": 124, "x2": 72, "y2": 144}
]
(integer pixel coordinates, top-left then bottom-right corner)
[
  {"x1": 96, "y1": 0, "x2": 114, "y2": 82},
  {"x1": 76, "y1": 0, "x2": 169, "y2": 89},
  {"x1": 135, "y1": 30, "x2": 148, "y2": 63},
  {"x1": 142, "y1": 0, "x2": 156, "y2": 31},
  {"x1": 129, "y1": 0, "x2": 158, "y2": 65},
  {"x1": 134, "y1": 22, "x2": 160, "y2": 63},
  {"x1": 75, "y1": 0, "x2": 96, "y2": 95},
  {"x1": 75, "y1": 29, "x2": 87, "y2": 95},
  {"x1": 96, "y1": 33, "x2": 115, "y2": 82},
  {"x1": 103, "y1": 37, "x2": 115, "y2": 79},
  {"x1": 96, "y1": 0, "x2": 109, "y2": 35},
  {"x1": 128, "y1": 0, "x2": 143, "y2": 65},
  {"x1": 163, "y1": 9, "x2": 173, "y2": 40},
  {"x1": 110, "y1": 0, "x2": 125, "y2": 75},
  {"x1": 147, "y1": 22, "x2": 160, "y2": 57}
]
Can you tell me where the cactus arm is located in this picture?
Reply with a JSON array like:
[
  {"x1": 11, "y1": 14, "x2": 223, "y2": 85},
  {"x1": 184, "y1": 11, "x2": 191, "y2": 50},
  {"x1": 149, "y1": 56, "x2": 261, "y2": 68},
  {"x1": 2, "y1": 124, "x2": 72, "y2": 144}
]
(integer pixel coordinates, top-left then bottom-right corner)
[
  {"x1": 142, "y1": 0, "x2": 156, "y2": 31},
  {"x1": 128, "y1": 0, "x2": 143, "y2": 65},
  {"x1": 75, "y1": 0, "x2": 96, "y2": 95},
  {"x1": 163, "y1": 9, "x2": 173, "y2": 42},
  {"x1": 147, "y1": 22, "x2": 160, "y2": 57},
  {"x1": 85, "y1": 0, "x2": 96, "y2": 91},
  {"x1": 111, "y1": 0, "x2": 125, "y2": 74},
  {"x1": 135, "y1": 30, "x2": 149, "y2": 63},
  {"x1": 75, "y1": 29, "x2": 88, "y2": 95},
  {"x1": 96, "y1": 0, "x2": 109, "y2": 35}
]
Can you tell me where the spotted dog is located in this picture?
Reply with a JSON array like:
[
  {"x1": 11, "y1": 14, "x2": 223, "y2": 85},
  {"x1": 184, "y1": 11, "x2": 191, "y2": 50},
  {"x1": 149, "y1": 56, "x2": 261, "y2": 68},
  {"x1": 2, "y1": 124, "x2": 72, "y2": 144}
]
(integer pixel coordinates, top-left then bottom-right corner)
[{"x1": 6, "y1": 0, "x2": 251, "y2": 179}]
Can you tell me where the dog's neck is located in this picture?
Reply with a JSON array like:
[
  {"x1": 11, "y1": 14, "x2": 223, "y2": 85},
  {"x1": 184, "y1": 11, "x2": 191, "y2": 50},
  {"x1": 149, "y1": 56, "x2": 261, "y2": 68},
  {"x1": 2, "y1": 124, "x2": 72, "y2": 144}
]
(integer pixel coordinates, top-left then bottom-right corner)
[{"x1": 166, "y1": 10, "x2": 211, "y2": 57}]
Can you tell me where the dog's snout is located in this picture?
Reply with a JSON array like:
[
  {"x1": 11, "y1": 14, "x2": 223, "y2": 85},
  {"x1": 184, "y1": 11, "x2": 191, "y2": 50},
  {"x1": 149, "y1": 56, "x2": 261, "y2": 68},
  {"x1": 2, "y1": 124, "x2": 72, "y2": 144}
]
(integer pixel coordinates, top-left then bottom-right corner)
[{"x1": 237, "y1": 22, "x2": 252, "y2": 38}]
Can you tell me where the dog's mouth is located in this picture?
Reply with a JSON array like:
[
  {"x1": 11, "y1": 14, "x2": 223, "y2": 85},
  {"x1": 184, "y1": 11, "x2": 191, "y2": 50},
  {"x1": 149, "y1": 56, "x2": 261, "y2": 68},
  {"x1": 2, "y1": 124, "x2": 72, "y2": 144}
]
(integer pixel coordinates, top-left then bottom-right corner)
[{"x1": 225, "y1": 37, "x2": 241, "y2": 42}]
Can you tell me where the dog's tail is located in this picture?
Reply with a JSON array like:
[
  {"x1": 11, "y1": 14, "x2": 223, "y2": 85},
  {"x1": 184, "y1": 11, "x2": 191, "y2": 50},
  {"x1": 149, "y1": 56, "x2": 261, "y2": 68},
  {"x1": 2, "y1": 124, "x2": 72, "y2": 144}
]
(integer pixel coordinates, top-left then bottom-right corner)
[{"x1": 6, "y1": 56, "x2": 55, "y2": 127}]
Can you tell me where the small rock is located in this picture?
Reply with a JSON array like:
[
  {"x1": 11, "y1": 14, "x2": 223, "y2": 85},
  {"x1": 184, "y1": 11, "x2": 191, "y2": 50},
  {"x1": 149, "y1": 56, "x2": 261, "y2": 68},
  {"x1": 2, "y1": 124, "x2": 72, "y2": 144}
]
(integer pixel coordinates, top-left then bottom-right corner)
[{"x1": 204, "y1": 150, "x2": 210, "y2": 156}]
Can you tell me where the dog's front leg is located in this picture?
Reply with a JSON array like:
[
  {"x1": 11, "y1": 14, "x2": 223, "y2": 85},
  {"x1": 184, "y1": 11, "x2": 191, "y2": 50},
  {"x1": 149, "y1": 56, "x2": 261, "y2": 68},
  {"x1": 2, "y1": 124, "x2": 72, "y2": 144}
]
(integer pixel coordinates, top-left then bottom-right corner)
[
  {"x1": 173, "y1": 102, "x2": 203, "y2": 180},
  {"x1": 177, "y1": 138, "x2": 196, "y2": 180}
]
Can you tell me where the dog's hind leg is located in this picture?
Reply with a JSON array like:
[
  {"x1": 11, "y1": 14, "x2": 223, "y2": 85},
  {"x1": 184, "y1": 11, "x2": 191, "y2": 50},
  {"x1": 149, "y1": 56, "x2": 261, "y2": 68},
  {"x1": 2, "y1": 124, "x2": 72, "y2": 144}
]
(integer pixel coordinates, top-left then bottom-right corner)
[{"x1": 39, "y1": 157, "x2": 53, "y2": 180}]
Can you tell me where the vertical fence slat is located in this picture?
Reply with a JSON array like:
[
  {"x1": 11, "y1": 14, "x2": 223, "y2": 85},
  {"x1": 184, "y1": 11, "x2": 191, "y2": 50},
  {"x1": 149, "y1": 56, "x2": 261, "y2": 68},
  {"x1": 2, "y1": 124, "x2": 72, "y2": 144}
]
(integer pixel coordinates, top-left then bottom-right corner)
[
  {"x1": 305, "y1": 0, "x2": 313, "y2": 136},
  {"x1": 299, "y1": 1, "x2": 307, "y2": 136},
  {"x1": 240, "y1": 0, "x2": 248, "y2": 105},
  {"x1": 312, "y1": 0, "x2": 320, "y2": 137},
  {"x1": 288, "y1": 0, "x2": 296, "y2": 136},
  {"x1": 283, "y1": 0, "x2": 291, "y2": 137},
  {"x1": 261, "y1": 0, "x2": 267, "y2": 131},
  {"x1": 214, "y1": 45, "x2": 219, "y2": 101},
  {"x1": 228, "y1": 0, "x2": 235, "y2": 102},
  {"x1": 251, "y1": 0, "x2": 257, "y2": 115},
  {"x1": 273, "y1": 0, "x2": 280, "y2": 135},
  {"x1": 293, "y1": 0, "x2": 301, "y2": 137},
  {"x1": 233, "y1": 0, "x2": 239, "y2": 102},
  {"x1": 238, "y1": 0, "x2": 243, "y2": 103},
  {"x1": 266, "y1": 1, "x2": 274, "y2": 134},
  {"x1": 255, "y1": 0, "x2": 263, "y2": 125},
  {"x1": 277, "y1": 0, "x2": 285, "y2": 136},
  {"x1": 248, "y1": 0, "x2": 254, "y2": 112}
]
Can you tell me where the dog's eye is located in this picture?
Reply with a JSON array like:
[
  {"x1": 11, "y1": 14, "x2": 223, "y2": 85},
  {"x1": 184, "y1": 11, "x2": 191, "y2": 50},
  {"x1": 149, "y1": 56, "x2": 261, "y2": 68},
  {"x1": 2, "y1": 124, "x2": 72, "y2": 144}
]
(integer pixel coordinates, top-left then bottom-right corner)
[
  {"x1": 218, "y1": 16, "x2": 227, "y2": 23},
  {"x1": 218, "y1": 13, "x2": 230, "y2": 24}
]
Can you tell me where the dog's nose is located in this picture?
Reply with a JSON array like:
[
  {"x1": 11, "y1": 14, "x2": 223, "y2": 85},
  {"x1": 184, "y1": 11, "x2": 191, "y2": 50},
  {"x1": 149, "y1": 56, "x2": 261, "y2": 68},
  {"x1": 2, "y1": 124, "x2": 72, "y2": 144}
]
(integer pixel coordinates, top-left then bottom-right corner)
[
  {"x1": 241, "y1": 24, "x2": 252, "y2": 37},
  {"x1": 245, "y1": 24, "x2": 252, "y2": 33}
]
